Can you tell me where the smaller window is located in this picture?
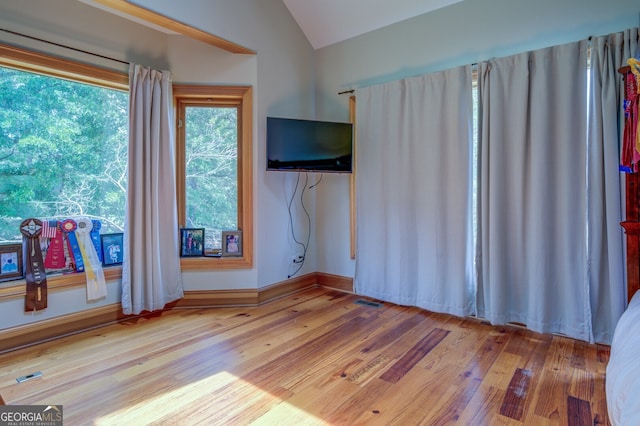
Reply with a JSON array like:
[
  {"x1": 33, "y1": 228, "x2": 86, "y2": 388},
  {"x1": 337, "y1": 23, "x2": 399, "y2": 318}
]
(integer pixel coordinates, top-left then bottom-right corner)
[{"x1": 174, "y1": 85, "x2": 253, "y2": 270}]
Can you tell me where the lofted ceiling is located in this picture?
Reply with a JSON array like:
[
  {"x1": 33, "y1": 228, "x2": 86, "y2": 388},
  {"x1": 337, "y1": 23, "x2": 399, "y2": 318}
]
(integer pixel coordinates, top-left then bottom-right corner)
[
  {"x1": 80, "y1": 0, "x2": 464, "y2": 53},
  {"x1": 282, "y1": 0, "x2": 464, "y2": 49}
]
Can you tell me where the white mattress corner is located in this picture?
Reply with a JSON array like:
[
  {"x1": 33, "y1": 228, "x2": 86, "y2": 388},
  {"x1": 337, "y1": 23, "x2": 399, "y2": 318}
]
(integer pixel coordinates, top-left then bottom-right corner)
[{"x1": 607, "y1": 289, "x2": 640, "y2": 425}]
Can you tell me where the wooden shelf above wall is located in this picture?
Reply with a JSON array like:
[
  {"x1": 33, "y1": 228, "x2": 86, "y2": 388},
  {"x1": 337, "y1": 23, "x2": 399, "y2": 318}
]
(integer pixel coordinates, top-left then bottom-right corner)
[{"x1": 89, "y1": 0, "x2": 256, "y2": 55}]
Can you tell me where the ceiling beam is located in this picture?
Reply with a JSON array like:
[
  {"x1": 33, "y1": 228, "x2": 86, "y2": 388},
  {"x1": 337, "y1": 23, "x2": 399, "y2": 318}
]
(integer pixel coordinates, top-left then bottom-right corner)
[{"x1": 90, "y1": 0, "x2": 256, "y2": 55}]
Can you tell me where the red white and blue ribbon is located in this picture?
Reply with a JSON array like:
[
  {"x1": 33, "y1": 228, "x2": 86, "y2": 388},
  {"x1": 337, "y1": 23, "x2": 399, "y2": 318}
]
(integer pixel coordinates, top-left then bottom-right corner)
[{"x1": 43, "y1": 220, "x2": 66, "y2": 270}]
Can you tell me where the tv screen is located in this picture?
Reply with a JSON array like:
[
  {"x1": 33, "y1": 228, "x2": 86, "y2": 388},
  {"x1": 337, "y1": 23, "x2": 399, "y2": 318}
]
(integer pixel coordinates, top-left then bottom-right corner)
[{"x1": 266, "y1": 117, "x2": 353, "y2": 173}]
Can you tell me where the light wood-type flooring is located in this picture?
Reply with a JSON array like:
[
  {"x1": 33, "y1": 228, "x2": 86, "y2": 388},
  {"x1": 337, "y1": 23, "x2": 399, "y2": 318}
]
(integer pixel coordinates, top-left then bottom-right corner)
[{"x1": 0, "y1": 287, "x2": 610, "y2": 425}]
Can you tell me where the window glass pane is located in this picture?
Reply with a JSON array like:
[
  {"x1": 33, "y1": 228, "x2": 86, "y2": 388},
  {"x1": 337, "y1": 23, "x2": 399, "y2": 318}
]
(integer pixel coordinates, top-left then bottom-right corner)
[
  {"x1": 0, "y1": 66, "x2": 128, "y2": 242},
  {"x1": 184, "y1": 106, "x2": 238, "y2": 251}
]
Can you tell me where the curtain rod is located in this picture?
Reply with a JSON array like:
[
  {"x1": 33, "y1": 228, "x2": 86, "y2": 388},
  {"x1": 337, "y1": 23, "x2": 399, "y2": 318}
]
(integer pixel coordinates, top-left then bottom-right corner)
[
  {"x1": 338, "y1": 62, "x2": 482, "y2": 95},
  {"x1": 0, "y1": 28, "x2": 129, "y2": 65}
]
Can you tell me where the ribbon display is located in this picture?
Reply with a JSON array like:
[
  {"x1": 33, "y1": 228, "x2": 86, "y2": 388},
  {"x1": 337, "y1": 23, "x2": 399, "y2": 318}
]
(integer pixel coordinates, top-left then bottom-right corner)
[
  {"x1": 20, "y1": 218, "x2": 48, "y2": 312},
  {"x1": 61, "y1": 219, "x2": 85, "y2": 273},
  {"x1": 75, "y1": 217, "x2": 107, "y2": 300}
]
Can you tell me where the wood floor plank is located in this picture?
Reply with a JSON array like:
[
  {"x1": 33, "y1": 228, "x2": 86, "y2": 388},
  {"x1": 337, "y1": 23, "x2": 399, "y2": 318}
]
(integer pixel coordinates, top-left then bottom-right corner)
[
  {"x1": 570, "y1": 340, "x2": 588, "y2": 370},
  {"x1": 500, "y1": 367, "x2": 533, "y2": 420},
  {"x1": 457, "y1": 386, "x2": 507, "y2": 425},
  {"x1": 455, "y1": 350, "x2": 522, "y2": 424},
  {"x1": 533, "y1": 368, "x2": 571, "y2": 422},
  {"x1": 379, "y1": 327, "x2": 450, "y2": 384},
  {"x1": 0, "y1": 287, "x2": 610, "y2": 425},
  {"x1": 596, "y1": 343, "x2": 610, "y2": 363},
  {"x1": 567, "y1": 395, "x2": 593, "y2": 426}
]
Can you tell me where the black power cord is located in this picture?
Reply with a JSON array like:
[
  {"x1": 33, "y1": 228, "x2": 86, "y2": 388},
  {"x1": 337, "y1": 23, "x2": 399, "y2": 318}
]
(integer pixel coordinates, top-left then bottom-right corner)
[{"x1": 287, "y1": 172, "x2": 320, "y2": 278}]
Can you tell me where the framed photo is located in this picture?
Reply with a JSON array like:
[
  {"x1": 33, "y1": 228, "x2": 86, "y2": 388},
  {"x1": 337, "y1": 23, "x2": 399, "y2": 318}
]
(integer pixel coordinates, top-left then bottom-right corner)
[
  {"x1": 0, "y1": 243, "x2": 23, "y2": 282},
  {"x1": 101, "y1": 233, "x2": 124, "y2": 266},
  {"x1": 221, "y1": 230, "x2": 242, "y2": 257},
  {"x1": 180, "y1": 228, "x2": 205, "y2": 257}
]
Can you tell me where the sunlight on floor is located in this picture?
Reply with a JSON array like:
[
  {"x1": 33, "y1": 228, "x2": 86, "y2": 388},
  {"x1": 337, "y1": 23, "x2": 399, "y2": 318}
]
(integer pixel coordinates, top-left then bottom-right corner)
[{"x1": 93, "y1": 370, "x2": 327, "y2": 425}]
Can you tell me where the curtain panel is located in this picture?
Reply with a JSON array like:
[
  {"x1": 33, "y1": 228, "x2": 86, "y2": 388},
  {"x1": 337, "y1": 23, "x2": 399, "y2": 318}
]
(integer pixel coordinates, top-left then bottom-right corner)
[
  {"x1": 121, "y1": 64, "x2": 183, "y2": 315},
  {"x1": 476, "y1": 41, "x2": 595, "y2": 341},
  {"x1": 588, "y1": 28, "x2": 639, "y2": 342},
  {"x1": 354, "y1": 65, "x2": 476, "y2": 318}
]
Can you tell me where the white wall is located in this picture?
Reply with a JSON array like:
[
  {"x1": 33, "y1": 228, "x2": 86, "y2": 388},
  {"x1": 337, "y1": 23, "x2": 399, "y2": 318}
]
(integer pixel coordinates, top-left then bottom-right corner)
[
  {"x1": 0, "y1": 0, "x2": 317, "y2": 329},
  {"x1": 314, "y1": 0, "x2": 640, "y2": 278}
]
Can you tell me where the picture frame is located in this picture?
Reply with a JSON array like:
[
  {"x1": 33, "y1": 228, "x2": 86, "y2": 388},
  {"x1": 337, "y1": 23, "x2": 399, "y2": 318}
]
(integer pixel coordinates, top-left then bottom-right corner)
[
  {"x1": 101, "y1": 233, "x2": 124, "y2": 266},
  {"x1": 221, "y1": 230, "x2": 242, "y2": 257},
  {"x1": 180, "y1": 228, "x2": 205, "y2": 257},
  {"x1": 0, "y1": 243, "x2": 23, "y2": 282}
]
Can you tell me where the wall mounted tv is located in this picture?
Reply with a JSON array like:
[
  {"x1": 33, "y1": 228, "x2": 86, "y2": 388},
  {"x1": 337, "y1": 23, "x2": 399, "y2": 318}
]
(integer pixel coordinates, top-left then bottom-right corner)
[{"x1": 266, "y1": 117, "x2": 353, "y2": 173}]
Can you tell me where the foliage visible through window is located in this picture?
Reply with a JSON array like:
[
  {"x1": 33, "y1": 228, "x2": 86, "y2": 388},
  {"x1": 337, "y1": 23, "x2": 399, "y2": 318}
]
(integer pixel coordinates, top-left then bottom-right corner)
[
  {"x1": 174, "y1": 85, "x2": 252, "y2": 267},
  {"x1": 0, "y1": 65, "x2": 128, "y2": 243},
  {"x1": 184, "y1": 106, "x2": 238, "y2": 250}
]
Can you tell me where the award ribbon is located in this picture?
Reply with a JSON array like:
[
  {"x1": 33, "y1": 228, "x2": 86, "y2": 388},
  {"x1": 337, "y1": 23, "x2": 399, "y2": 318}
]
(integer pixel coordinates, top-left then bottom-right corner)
[
  {"x1": 20, "y1": 218, "x2": 48, "y2": 312},
  {"x1": 75, "y1": 217, "x2": 107, "y2": 300},
  {"x1": 61, "y1": 219, "x2": 85, "y2": 273},
  {"x1": 90, "y1": 219, "x2": 103, "y2": 263},
  {"x1": 44, "y1": 221, "x2": 66, "y2": 269}
]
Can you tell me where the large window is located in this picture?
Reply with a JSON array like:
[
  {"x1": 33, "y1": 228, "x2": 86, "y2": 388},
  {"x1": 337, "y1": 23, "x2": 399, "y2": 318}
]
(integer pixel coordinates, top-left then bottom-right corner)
[
  {"x1": 174, "y1": 85, "x2": 253, "y2": 269},
  {"x1": 0, "y1": 45, "x2": 128, "y2": 288},
  {"x1": 0, "y1": 66, "x2": 128, "y2": 240}
]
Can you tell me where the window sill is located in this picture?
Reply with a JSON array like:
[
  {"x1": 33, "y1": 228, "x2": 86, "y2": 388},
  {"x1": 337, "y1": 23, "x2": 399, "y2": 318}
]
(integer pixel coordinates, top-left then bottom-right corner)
[
  {"x1": 0, "y1": 255, "x2": 254, "y2": 302},
  {"x1": 180, "y1": 255, "x2": 253, "y2": 271},
  {"x1": 0, "y1": 267, "x2": 123, "y2": 302}
]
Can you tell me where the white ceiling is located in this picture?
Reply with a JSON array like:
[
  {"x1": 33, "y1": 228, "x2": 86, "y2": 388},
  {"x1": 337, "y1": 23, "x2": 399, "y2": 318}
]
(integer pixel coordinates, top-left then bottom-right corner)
[{"x1": 282, "y1": 0, "x2": 464, "y2": 49}]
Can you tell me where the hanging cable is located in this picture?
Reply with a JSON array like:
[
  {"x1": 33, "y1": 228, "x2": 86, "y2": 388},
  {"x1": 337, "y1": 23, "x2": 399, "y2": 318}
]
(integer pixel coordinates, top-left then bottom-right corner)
[
  {"x1": 308, "y1": 173, "x2": 323, "y2": 189},
  {"x1": 287, "y1": 172, "x2": 314, "y2": 278},
  {"x1": 287, "y1": 172, "x2": 306, "y2": 254}
]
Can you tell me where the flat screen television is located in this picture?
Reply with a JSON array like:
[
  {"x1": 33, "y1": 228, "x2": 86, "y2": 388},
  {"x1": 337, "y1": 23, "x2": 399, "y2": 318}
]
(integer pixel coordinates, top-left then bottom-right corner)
[{"x1": 266, "y1": 117, "x2": 353, "y2": 173}]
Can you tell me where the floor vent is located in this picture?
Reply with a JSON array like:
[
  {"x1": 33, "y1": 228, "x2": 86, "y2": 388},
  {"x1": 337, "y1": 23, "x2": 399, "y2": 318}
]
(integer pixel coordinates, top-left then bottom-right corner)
[{"x1": 354, "y1": 299, "x2": 383, "y2": 308}]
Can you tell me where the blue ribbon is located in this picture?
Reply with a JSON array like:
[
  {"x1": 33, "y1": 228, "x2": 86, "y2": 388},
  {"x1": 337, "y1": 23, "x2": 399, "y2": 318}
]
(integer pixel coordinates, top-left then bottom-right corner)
[
  {"x1": 62, "y1": 219, "x2": 85, "y2": 273},
  {"x1": 90, "y1": 220, "x2": 103, "y2": 262}
]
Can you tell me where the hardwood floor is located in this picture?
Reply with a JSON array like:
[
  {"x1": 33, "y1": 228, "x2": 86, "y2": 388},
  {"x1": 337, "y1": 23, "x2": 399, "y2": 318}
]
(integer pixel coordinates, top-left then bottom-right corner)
[{"x1": 0, "y1": 287, "x2": 610, "y2": 425}]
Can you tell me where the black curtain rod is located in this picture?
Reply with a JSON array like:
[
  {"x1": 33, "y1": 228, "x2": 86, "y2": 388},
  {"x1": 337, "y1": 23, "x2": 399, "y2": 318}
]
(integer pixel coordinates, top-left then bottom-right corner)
[
  {"x1": 338, "y1": 89, "x2": 354, "y2": 95},
  {"x1": 0, "y1": 28, "x2": 129, "y2": 65}
]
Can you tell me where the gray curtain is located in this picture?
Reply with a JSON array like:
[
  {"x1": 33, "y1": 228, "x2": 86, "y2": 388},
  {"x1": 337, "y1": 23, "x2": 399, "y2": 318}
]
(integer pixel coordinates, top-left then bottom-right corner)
[
  {"x1": 354, "y1": 65, "x2": 476, "y2": 317},
  {"x1": 121, "y1": 64, "x2": 183, "y2": 315},
  {"x1": 477, "y1": 34, "x2": 634, "y2": 343},
  {"x1": 477, "y1": 40, "x2": 596, "y2": 341}
]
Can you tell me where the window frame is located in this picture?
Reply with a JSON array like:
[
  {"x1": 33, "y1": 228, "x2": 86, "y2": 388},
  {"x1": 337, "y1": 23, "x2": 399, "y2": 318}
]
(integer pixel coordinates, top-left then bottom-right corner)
[
  {"x1": 0, "y1": 43, "x2": 127, "y2": 299},
  {"x1": 173, "y1": 85, "x2": 253, "y2": 270}
]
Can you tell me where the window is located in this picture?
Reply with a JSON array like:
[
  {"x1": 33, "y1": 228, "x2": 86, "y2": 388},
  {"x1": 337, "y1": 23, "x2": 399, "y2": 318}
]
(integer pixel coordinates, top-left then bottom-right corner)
[
  {"x1": 0, "y1": 44, "x2": 128, "y2": 288},
  {"x1": 174, "y1": 85, "x2": 253, "y2": 269}
]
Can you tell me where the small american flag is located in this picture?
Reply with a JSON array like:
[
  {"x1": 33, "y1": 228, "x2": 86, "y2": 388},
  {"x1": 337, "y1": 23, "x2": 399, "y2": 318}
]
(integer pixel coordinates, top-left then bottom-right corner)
[{"x1": 41, "y1": 220, "x2": 58, "y2": 239}]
